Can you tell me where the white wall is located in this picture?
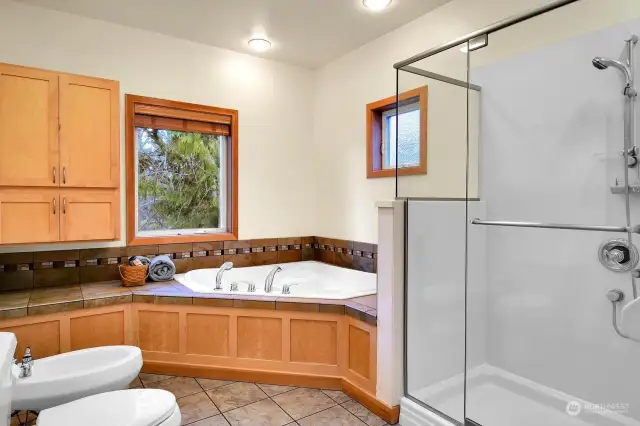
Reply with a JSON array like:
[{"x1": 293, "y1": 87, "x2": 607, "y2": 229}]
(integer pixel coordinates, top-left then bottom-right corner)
[
  {"x1": 313, "y1": 0, "x2": 640, "y2": 244},
  {"x1": 0, "y1": 0, "x2": 316, "y2": 251}
]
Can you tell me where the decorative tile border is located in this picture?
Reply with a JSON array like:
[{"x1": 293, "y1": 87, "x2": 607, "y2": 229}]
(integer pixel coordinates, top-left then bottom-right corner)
[{"x1": 0, "y1": 237, "x2": 377, "y2": 291}]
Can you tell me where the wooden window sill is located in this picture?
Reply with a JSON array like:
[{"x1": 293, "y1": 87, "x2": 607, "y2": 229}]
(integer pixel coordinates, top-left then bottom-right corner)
[
  {"x1": 367, "y1": 166, "x2": 426, "y2": 179},
  {"x1": 128, "y1": 231, "x2": 238, "y2": 246}
]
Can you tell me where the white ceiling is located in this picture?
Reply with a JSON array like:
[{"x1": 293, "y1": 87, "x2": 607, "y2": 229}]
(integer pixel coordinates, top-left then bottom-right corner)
[{"x1": 14, "y1": 0, "x2": 452, "y2": 68}]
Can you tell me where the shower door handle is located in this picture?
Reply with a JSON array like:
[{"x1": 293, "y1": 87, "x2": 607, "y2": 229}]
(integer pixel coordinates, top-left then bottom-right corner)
[{"x1": 471, "y1": 218, "x2": 639, "y2": 234}]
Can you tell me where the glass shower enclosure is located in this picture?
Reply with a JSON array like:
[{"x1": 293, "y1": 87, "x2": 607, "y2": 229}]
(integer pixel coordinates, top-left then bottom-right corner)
[{"x1": 395, "y1": 1, "x2": 640, "y2": 425}]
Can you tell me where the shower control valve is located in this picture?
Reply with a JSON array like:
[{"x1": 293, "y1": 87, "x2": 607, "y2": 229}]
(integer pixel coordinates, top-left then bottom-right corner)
[{"x1": 598, "y1": 239, "x2": 639, "y2": 272}]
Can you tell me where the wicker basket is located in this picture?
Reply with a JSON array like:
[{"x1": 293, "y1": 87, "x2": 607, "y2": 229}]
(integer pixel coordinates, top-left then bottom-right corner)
[{"x1": 118, "y1": 264, "x2": 149, "y2": 287}]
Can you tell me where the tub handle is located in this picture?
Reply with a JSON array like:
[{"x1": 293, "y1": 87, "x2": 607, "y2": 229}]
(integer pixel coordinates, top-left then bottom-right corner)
[
  {"x1": 281, "y1": 283, "x2": 298, "y2": 295},
  {"x1": 230, "y1": 281, "x2": 256, "y2": 292}
]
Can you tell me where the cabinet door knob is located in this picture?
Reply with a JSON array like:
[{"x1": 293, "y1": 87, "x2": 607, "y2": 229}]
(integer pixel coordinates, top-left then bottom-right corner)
[
  {"x1": 52, "y1": 198, "x2": 56, "y2": 214},
  {"x1": 53, "y1": 167, "x2": 57, "y2": 184},
  {"x1": 62, "y1": 198, "x2": 66, "y2": 214},
  {"x1": 62, "y1": 167, "x2": 67, "y2": 184}
]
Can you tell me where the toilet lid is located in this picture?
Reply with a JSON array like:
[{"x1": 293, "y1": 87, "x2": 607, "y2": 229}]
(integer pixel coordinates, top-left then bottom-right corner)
[{"x1": 36, "y1": 389, "x2": 176, "y2": 426}]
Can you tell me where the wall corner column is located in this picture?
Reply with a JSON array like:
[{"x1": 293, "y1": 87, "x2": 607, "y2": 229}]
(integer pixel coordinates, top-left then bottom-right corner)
[{"x1": 375, "y1": 200, "x2": 404, "y2": 406}]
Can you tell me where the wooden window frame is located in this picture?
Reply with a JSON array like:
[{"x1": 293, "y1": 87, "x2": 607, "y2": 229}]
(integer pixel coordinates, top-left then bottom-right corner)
[
  {"x1": 366, "y1": 86, "x2": 428, "y2": 179},
  {"x1": 125, "y1": 94, "x2": 238, "y2": 246}
]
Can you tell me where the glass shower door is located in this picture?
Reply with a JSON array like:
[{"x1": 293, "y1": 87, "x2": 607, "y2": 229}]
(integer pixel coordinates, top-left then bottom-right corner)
[{"x1": 399, "y1": 41, "x2": 471, "y2": 424}]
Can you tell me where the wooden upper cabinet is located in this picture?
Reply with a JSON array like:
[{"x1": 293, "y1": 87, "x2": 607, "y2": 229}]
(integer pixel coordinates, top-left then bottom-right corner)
[
  {"x1": 0, "y1": 189, "x2": 59, "y2": 244},
  {"x1": 59, "y1": 74, "x2": 119, "y2": 188},
  {"x1": 0, "y1": 63, "x2": 121, "y2": 244},
  {"x1": 0, "y1": 65, "x2": 59, "y2": 187},
  {"x1": 59, "y1": 190, "x2": 119, "y2": 242}
]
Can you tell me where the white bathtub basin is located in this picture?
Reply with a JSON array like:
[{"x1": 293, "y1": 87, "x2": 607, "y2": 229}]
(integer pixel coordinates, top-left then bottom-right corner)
[
  {"x1": 12, "y1": 345, "x2": 142, "y2": 411},
  {"x1": 175, "y1": 261, "x2": 376, "y2": 299}
]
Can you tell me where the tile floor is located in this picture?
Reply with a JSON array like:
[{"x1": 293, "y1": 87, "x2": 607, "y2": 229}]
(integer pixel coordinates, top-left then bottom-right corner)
[
  {"x1": 11, "y1": 374, "x2": 389, "y2": 426},
  {"x1": 135, "y1": 373, "x2": 388, "y2": 426}
]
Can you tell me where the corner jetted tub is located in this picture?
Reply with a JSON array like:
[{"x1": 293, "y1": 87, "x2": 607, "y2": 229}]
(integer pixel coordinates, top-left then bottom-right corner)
[{"x1": 174, "y1": 261, "x2": 375, "y2": 299}]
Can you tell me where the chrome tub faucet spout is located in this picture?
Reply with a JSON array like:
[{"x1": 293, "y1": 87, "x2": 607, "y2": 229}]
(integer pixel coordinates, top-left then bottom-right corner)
[
  {"x1": 215, "y1": 262, "x2": 233, "y2": 290},
  {"x1": 264, "y1": 265, "x2": 282, "y2": 293}
]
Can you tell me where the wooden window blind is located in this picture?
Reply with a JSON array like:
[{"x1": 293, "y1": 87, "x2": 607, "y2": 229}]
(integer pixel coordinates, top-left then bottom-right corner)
[{"x1": 134, "y1": 103, "x2": 230, "y2": 136}]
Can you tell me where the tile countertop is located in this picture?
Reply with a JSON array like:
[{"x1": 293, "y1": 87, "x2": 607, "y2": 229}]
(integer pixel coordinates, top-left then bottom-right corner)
[{"x1": 0, "y1": 281, "x2": 377, "y2": 326}]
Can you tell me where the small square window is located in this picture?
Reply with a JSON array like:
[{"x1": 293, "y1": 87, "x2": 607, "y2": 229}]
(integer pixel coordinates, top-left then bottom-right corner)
[{"x1": 366, "y1": 86, "x2": 427, "y2": 179}]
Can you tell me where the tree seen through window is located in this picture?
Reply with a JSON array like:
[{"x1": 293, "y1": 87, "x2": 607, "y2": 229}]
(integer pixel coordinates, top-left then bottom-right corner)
[{"x1": 136, "y1": 127, "x2": 223, "y2": 232}]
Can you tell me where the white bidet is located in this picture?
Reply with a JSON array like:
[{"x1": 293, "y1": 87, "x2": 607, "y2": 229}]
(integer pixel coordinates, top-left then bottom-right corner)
[{"x1": 12, "y1": 345, "x2": 142, "y2": 411}]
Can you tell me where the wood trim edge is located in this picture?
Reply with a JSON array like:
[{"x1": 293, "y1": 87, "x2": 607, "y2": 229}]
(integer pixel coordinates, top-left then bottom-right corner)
[
  {"x1": 127, "y1": 232, "x2": 238, "y2": 246},
  {"x1": 142, "y1": 360, "x2": 342, "y2": 390},
  {"x1": 125, "y1": 94, "x2": 136, "y2": 245},
  {"x1": 367, "y1": 166, "x2": 426, "y2": 179},
  {"x1": 342, "y1": 378, "x2": 400, "y2": 424}
]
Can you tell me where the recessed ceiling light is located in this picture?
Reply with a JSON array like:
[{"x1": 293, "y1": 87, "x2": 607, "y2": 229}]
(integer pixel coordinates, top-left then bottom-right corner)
[
  {"x1": 363, "y1": 0, "x2": 392, "y2": 11},
  {"x1": 248, "y1": 38, "x2": 272, "y2": 52}
]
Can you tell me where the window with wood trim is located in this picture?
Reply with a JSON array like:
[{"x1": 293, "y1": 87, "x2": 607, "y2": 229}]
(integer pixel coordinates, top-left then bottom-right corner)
[
  {"x1": 366, "y1": 86, "x2": 428, "y2": 178},
  {"x1": 126, "y1": 95, "x2": 238, "y2": 245}
]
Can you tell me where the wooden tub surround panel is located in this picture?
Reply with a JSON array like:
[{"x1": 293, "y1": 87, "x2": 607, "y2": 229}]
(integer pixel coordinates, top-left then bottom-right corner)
[
  {"x1": 236, "y1": 316, "x2": 283, "y2": 361},
  {"x1": 138, "y1": 310, "x2": 179, "y2": 353},
  {"x1": 0, "y1": 302, "x2": 395, "y2": 422},
  {"x1": 290, "y1": 318, "x2": 338, "y2": 365},
  {"x1": 349, "y1": 323, "x2": 372, "y2": 379},
  {"x1": 0, "y1": 320, "x2": 61, "y2": 359},
  {"x1": 69, "y1": 310, "x2": 124, "y2": 350},
  {"x1": 185, "y1": 313, "x2": 229, "y2": 356}
]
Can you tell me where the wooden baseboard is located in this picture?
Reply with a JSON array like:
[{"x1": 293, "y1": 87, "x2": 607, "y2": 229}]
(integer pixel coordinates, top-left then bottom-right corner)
[
  {"x1": 342, "y1": 379, "x2": 400, "y2": 425},
  {"x1": 142, "y1": 360, "x2": 342, "y2": 390},
  {"x1": 143, "y1": 360, "x2": 400, "y2": 425}
]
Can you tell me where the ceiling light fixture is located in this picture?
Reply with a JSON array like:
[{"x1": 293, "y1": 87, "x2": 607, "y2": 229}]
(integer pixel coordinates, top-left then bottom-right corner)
[
  {"x1": 248, "y1": 38, "x2": 272, "y2": 52},
  {"x1": 363, "y1": 0, "x2": 392, "y2": 11}
]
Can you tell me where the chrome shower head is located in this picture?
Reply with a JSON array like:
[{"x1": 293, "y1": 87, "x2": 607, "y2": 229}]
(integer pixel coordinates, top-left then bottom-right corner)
[
  {"x1": 592, "y1": 57, "x2": 633, "y2": 84},
  {"x1": 592, "y1": 57, "x2": 610, "y2": 70}
]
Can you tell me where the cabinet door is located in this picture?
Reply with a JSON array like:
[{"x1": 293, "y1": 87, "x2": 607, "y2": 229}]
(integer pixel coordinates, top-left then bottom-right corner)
[
  {"x1": 59, "y1": 74, "x2": 119, "y2": 188},
  {"x1": 60, "y1": 190, "x2": 119, "y2": 242},
  {"x1": 0, "y1": 64, "x2": 59, "y2": 187},
  {"x1": 0, "y1": 190, "x2": 59, "y2": 244}
]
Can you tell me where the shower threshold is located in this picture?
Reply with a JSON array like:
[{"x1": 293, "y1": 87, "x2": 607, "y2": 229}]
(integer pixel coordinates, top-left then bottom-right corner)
[{"x1": 409, "y1": 365, "x2": 636, "y2": 426}]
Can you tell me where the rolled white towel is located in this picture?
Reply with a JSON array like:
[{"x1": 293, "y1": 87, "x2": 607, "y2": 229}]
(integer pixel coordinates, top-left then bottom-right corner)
[{"x1": 148, "y1": 255, "x2": 176, "y2": 281}]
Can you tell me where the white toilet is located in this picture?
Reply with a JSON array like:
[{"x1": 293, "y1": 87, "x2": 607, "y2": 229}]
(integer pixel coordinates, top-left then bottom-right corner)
[{"x1": 1, "y1": 333, "x2": 181, "y2": 426}]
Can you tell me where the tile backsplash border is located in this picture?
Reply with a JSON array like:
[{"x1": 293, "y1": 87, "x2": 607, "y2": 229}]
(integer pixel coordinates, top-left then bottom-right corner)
[{"x1": 0, "y1": 237, "x2": 377, "y2": 291}]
